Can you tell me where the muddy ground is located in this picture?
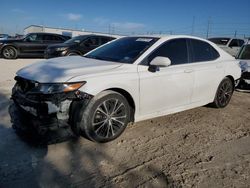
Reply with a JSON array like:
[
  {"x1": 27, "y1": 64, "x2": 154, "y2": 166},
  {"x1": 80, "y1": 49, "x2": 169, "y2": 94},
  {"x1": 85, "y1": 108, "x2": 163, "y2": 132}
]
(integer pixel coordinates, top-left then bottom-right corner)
[{"x1": 0, "y1": 59, "x2": 250, "y2": 188}]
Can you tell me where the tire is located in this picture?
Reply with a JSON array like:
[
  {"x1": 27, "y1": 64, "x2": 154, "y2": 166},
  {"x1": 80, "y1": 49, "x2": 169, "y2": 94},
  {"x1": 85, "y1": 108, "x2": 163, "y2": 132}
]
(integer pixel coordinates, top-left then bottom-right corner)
[
  {"x1": 2, "y1": 46, "x2": 18, "y2": 59},
  {"x1": 73, "y1": 90, "x2": 131, "y2": 143},
  {"x1": 212, "y1": 77, "x2": 234, "y2": 108}
]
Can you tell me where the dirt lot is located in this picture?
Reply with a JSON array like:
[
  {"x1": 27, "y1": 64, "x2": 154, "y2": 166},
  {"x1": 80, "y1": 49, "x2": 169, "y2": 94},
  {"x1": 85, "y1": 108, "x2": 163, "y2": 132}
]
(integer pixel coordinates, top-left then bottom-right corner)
[{"x1": 0, "y1": 58, "x2": 250, "y2": 188}]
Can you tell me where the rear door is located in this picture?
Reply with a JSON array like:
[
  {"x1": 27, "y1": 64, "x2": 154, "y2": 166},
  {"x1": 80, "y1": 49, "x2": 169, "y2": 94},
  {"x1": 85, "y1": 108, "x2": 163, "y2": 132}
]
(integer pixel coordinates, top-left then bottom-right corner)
[
  {"x1": 188, "y1": 39, "x2": 223, "y2": 103},
  {"x1": 42, "y1": 34, "x2": 65, "y2": 50}
]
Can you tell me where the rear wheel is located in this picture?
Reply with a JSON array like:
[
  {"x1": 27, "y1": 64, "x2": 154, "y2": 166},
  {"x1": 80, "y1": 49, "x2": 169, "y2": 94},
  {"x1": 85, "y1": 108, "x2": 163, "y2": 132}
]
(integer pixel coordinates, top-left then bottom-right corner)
[
  {"x1": 212, "y1": 77, "x2": 234, "y2": 108},
  {"x1": 2, "y1": 46, "x2": 18, "y2": 59},
  {"x1": 67, "y1": 52, "x2": 80, "y2": 56},
  {"x1": 72, "y1": 91, "x2": 131, "y2": 142}
]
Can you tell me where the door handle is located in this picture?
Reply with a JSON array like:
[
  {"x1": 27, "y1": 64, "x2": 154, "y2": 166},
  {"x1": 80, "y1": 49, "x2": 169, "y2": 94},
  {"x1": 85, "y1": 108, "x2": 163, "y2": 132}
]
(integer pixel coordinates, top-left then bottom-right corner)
[{"x1": 184, "y1": 69, "x2": 193, "y2": 73}]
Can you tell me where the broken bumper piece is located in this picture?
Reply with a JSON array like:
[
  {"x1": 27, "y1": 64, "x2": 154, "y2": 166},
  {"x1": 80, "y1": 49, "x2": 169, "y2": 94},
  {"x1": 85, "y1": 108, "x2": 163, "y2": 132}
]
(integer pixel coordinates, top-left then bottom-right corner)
[{"x1": 10, "y1": 88, "x2": 92, "y2": 135}]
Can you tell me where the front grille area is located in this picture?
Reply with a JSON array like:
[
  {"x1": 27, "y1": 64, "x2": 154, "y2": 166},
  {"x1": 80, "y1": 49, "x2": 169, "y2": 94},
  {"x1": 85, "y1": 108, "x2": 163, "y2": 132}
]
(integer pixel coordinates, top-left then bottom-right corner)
[{"x1": 14, "y1": 76, "x2": 37, "y2": 94}]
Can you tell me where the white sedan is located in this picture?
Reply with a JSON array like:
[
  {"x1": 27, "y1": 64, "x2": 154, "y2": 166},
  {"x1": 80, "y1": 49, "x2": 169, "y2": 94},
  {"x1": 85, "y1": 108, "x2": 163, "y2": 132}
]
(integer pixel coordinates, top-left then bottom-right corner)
[{"x1": 10, "y1": 35, "x2": 241, "y2": 142}]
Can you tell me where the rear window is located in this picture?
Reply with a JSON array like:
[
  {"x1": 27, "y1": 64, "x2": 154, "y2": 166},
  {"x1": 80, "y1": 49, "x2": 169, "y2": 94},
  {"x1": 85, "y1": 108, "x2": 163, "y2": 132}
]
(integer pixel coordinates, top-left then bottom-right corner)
[{"x1": 189, "y1": 39, "x2": 220, "y2": 62}]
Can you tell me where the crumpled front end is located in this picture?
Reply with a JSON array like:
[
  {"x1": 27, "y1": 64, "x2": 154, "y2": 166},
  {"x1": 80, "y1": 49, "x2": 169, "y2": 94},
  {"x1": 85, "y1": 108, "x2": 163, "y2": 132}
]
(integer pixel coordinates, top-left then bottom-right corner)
[
  {"x1": 9, "y1": 76, "x2": 92, "y2": 135},
  {"x1": 237, "y1": 61, "x2": 250, "y2": 90}
]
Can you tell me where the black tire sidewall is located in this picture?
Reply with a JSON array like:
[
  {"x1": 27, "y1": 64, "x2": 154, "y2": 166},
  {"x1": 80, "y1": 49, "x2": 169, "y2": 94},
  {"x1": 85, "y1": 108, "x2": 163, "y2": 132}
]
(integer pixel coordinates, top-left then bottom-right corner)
[
  {"x1": 79, "y1": 91, "x2": 131, "y2": 143},
  {"x1": 214, "y1": 78, "x2": 233, "y2": 108}
]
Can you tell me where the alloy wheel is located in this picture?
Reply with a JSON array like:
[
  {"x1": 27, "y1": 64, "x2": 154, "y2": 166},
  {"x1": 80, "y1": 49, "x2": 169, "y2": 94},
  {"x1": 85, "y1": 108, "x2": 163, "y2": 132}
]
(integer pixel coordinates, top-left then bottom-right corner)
[
  {"x1": 3, "y1": 47, "x2": 15, "y2": 58},
  {"x1": 92, "y1": 98, "x2": 127, "y2": 138},
  {"x1": 218, "y1": 80, "x2": 233, "y2": 106}
]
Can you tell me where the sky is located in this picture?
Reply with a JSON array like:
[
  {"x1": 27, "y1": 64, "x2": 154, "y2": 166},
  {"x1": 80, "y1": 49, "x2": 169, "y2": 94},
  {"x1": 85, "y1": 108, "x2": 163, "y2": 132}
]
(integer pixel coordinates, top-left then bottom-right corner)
[{"x1": 0, "y1": 0, "x2": 250, "y2": 38}]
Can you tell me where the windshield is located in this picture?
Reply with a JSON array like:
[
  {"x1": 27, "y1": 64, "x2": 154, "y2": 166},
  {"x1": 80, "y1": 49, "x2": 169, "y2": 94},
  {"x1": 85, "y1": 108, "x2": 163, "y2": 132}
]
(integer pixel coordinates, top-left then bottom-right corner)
[
  {"x1": 237, "y1": 45, "x2": 250, "y2": 59},
  {"x1": 208, "y1": 38, "x2": 230, "y2": 45},
  {"x1": 65, "y1": 35, "x2": 89, "y2": 44},
  {"x1": 85, "y1": 37, "x2": 159, "y2": 64}
]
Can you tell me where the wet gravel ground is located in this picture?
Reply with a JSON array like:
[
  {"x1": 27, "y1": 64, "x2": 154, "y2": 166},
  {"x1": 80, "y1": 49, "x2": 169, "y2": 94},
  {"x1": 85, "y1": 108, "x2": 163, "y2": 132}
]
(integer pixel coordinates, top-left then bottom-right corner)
[{"x1": 0, "y1": 59, "x2": 250, "y2": 188}]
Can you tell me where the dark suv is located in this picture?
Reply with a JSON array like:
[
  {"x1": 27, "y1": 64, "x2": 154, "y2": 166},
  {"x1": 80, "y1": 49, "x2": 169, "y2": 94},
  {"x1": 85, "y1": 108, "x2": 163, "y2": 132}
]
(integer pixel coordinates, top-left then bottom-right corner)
[
  {"x1": 0, "y1": 33, "x2": 70, "y2": 59},
  {"x1": 44, "y1": 35, "x2": 116, "y2": 58}
]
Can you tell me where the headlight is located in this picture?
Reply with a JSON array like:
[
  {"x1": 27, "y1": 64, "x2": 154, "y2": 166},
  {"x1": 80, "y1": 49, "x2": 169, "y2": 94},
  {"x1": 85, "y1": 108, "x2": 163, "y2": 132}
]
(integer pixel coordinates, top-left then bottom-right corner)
[
  {"x1": 55, "y1": 47, "x2": 68, "y2": 51},
  {"x1": 31, "y1": 82, "x2": 86, "y2": 94}
]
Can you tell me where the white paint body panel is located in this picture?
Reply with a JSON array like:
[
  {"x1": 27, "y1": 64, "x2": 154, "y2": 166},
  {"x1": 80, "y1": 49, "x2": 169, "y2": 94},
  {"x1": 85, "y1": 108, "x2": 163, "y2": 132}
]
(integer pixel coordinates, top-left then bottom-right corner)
[{"x1": 16, "y1": 35, "x2": 242, "y2": 122}]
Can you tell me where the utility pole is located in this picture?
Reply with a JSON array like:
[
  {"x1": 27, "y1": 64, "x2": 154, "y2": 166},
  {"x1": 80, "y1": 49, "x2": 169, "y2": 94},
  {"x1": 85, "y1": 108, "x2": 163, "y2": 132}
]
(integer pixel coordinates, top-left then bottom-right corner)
[
  {"x1": 112, "y1": 25, "x2": 115, "y2": 34},
  {"x1": 234, "y1": 30, "x2": 237, "y2": 37},
  {"x1": 191, "y1": 16, "x2": 195, "y2": 35},
  {"x1": 108, "y1": 24, "x2": 111, "y2": 34},
  {"x1": 206, "y1": 17, "x2": 211, "y2": 39}
]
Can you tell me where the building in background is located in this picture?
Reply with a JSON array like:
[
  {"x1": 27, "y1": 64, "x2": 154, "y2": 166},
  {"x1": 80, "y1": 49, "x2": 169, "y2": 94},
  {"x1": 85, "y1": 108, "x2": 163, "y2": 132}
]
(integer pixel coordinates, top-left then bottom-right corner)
[{"x1": 24, "y1": 25, "x2": 121, "y2": 38}]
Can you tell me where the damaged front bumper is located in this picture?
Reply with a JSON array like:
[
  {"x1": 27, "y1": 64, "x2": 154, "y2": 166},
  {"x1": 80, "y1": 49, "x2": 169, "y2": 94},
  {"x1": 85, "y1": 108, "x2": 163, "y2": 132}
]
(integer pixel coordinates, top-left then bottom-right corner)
[
  {"x1": 237, "y1": 61, "x2": 250, "y2": 90},
  {"x1": 10, "y1": 78, "x2": 92, "y2": 135}
]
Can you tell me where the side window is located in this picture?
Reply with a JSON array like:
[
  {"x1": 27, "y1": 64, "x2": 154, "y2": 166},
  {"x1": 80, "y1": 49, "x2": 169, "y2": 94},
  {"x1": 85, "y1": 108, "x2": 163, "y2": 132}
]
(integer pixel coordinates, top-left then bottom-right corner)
[
  {"x1": 43, "y1": 35, "x2": 53, "y2": 41},
  {"x1": 189, "y1": 39, "x2": 219, "y2": 62},
  {"x1": 147, "y1": 39, "x2": 188, "y2": 65},
  {"x1": 229, "y1": 39, "x2": 240, "y2": 47},
  {"x1": 25, "y1": 34, "x2": 42, "y2": 42},
  {"x1": 101, "y1": 37, "x2": 113, "y2": 45},
  {"x1": 83, "y1": 37, "x2": 100, "y2": 47},
  {"x1": 54, "y1": 36, "x2": 65, "y2": 41}
]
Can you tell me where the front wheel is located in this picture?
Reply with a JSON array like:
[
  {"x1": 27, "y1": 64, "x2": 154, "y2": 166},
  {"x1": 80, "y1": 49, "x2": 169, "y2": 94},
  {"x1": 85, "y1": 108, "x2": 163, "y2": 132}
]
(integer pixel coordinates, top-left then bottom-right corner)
[
  {"x1": 2, "y1": 46, "x2": 18, "y2": 59},
  {"x1": 72, "y1": 91, "x2": 131, "y2": 142},
  {"x1": 212, "y1": 77, "x2": 234, "y2": 108}
]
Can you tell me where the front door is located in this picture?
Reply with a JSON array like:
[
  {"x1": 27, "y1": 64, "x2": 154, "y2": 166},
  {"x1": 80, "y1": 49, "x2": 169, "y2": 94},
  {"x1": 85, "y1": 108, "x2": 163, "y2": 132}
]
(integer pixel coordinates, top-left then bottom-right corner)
[{"x1": 138, "y1": 38, "x2": 194, "y2": 116}]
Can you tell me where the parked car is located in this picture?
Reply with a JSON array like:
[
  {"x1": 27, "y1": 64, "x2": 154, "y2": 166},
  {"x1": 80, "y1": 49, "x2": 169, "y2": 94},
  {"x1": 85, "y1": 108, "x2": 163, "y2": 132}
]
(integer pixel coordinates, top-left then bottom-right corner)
[
  {"x1": 44, "y1": 35, "x2": 116, "y2": 58},
  {"x1": 10, "y1": 35, "x2": 241, "y2": 143},
  {"x1": 208, "y1": 37, "x2": 245, "y2": 57},
  {"x1": 0, "y1": 33, "x2": 70, "y2": 59},
  {"x1": 236, "y1": 42, "x2": 250, "y2": 91}
]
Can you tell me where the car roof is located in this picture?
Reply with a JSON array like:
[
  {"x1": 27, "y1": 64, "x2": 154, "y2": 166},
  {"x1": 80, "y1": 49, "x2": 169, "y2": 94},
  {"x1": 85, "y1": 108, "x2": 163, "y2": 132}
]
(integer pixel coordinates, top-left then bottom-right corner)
[
  {"x1": 74, "y1": 34, "x2": 116, "y2": 38},
  {"x1": 125, "y1": 35, "x2": 212, "y2": 42},
  {"x1": 27, "y1": 32, "x2": 66, "y2": 37},
  {"x1": 78, "y1": 34, "x2": 120, "y2": 39}
]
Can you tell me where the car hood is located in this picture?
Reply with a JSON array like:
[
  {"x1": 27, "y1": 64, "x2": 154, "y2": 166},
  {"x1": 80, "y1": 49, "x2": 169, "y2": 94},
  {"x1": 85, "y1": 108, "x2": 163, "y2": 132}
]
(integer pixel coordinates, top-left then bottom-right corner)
[{"x1": 16, "y1": 56, "x2": 122, "y2": 83}]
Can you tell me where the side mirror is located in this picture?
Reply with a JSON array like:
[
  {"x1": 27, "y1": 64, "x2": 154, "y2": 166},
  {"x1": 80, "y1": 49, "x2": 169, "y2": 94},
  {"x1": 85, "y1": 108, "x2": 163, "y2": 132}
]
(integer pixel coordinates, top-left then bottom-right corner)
[{"x1": 148, "y1": 56, "x2": 171, "y2": 72}]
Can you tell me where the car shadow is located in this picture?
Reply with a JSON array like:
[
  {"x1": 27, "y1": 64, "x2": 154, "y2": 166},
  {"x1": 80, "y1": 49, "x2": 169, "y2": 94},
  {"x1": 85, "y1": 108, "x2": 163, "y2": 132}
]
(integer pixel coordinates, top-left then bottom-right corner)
[{"x1": 1, "y1": 88, "x2": 182, "y2": 187}]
